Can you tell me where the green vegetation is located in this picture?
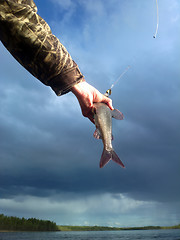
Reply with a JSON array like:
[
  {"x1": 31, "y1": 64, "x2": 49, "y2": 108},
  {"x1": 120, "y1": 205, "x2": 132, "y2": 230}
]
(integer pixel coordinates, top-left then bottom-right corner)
[
  {"x1": 0, "y1": 214, "x2": 58, "y2": 231},
  {"x1": 57, "y1": 224, "x2": 180, "y2": 231},
  {"x1": 0, "y1": 213, "x2": 179, "y2": 232},
  {"x1": 58, "y1": 225, "x2": 119, "y2": 231}
]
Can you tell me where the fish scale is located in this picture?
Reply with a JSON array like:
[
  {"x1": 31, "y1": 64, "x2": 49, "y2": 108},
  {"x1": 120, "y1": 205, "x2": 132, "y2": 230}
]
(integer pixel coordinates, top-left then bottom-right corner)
[{"x1": 93, "y1": 102, "x2": 125, "y2": 168}]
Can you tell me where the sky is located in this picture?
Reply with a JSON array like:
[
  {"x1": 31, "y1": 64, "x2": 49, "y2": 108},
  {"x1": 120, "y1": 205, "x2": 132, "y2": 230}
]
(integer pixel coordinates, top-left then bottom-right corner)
[{"x1": 0, "y1": 0, "x2": 180, "y2": 228}]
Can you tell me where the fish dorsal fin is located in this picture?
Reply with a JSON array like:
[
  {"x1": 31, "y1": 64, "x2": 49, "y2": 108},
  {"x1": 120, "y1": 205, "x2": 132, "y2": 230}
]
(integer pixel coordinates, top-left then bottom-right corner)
[
  {"x1": 112, "y1": 109, "x2": 124, "y2": 120},
  {"x1": 93, "y1": 128, "x2": 102, "y2": 139}
]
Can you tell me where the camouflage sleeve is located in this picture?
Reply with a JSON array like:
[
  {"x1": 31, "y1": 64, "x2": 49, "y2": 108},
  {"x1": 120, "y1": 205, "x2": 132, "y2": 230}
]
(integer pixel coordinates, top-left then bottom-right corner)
[{"x1": 0, "y1": 0, "x2": 84, "y2": 96}]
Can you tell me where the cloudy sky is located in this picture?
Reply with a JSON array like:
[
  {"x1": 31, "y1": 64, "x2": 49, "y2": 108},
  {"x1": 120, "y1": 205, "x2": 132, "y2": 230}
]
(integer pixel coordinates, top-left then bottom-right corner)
[{"x1": 0, "y1": 0, "x2": 180, "y2": 227}]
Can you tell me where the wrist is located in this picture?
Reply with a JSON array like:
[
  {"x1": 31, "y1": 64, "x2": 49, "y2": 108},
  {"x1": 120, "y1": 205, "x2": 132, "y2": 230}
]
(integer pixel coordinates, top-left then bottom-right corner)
[{"x1": 71, "y1": 79, "x2": 87, "y2": 97}]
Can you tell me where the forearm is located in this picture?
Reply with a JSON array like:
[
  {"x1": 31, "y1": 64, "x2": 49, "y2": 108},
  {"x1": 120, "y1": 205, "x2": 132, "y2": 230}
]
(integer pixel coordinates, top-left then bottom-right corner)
[{"x1": 0, "y1": 0, "x2": 84, "y2": 95}]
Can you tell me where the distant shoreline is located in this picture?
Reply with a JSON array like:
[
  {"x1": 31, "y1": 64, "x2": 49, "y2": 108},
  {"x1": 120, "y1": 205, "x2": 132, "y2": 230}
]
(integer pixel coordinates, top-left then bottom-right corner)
[
  {"x1": 1, "y1": 213, "x2": 179, "y2": 232},
  {"x1": 57, "y1": 225, "x2": 180, "y2": 231},
  {"x1": 0, "y1": 225, "x2": 180, "y2": 232}
]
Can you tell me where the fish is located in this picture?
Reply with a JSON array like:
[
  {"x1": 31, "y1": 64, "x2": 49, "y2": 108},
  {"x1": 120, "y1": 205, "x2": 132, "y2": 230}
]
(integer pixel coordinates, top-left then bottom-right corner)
[{"x1": 93, "y1": 102, "x2": 125, "y2": 168}]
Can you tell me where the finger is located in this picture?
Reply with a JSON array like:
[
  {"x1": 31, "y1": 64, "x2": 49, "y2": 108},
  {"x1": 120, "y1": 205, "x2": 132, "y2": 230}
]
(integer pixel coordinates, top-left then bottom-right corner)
[
  {"x1": 83, "y1": 110, "x2": 95, "y2": 124},
  {"x1": 101, "y1": 96, "x2": 114, "y2": 110},
  {"x1": 106, "y1": 100, "x2": 114, "y2": 110},
  {"x1": 81, "y1": 105, "x2": 95, "y2": 123},
  {"x1": 88, "y1": 116, "x2": 95, "y2": 124}
]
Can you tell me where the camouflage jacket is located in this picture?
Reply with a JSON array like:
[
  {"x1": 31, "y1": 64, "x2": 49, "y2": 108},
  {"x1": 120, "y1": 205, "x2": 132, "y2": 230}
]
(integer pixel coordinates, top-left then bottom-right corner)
[{"x1": 0, "y1": 0, "x2": 84, "y2": 95}]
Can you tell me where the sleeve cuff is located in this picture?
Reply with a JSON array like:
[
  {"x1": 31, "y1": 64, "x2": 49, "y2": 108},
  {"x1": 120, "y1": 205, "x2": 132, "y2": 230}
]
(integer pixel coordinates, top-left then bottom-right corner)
[{"x1": 49, "y1": 61, "x2": 85, "y2": 96}]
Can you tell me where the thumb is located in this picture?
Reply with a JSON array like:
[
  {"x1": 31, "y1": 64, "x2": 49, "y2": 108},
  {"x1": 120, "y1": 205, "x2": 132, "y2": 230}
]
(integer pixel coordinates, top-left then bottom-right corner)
[{"x1": 101, "y1": 96, "x2": 114, "y2": 110}]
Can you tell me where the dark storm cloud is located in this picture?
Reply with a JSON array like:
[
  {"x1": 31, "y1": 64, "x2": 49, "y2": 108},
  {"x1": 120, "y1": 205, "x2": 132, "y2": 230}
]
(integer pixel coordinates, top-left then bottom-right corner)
[{"x1": 0, "y1": 0, "x2": 180, "y2": 227}]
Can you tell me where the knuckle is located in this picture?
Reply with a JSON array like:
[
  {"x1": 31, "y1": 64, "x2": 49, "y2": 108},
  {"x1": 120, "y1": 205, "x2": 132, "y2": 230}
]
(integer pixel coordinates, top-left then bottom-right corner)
[{"x1": 82, "y1": 110, "x2": 88, "y2": 118}]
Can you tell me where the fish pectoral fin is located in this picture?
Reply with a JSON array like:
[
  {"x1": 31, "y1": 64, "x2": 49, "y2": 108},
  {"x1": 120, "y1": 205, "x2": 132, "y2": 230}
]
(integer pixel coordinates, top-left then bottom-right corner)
[
  {"x1": 112, "y1": 109, "x2": 124, "y2": 120},
  {"x1": 93, "y1": 128, "x2": 102, "y2": 139}
]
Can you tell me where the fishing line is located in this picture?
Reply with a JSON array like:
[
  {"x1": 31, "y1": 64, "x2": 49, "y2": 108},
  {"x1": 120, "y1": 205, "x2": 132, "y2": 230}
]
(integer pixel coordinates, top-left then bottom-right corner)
[
  {"x1": 105, "y1": 65, "x2": 131, "y2": 96},
  {"x1": 110, "y1": 65, "x2": 131, "y2": 90},
  {"x1": 105, "y1": 0, "x2": 157, "y2": 96},
  {"x1": 153, "y1": 0, "x2": 159, "y2": 38}
]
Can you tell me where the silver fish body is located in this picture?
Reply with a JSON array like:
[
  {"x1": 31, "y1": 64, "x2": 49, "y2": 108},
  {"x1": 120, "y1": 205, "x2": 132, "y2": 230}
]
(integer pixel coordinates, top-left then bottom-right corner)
[{"x1": 93, "y1": 102, "x2": 125, "y2": 168}]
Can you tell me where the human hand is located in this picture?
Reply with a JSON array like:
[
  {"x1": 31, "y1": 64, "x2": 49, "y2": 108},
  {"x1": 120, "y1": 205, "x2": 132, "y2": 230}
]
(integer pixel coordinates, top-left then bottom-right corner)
[{"x1": 71, "y1": 81, "x2": 113, "y2": 123}]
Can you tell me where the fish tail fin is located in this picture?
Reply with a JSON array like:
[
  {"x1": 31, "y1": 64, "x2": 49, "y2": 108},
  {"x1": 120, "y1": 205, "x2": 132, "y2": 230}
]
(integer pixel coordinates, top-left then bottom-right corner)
[
  {"x1": 99, "y1": 149, "x2": 125, "y2": 168},
  {"x1": 99, "y1": 149, "x2": 112, "y2": 168},
  {"x1": 111, "y1": 150, "x2": 125, "y2": 168}
]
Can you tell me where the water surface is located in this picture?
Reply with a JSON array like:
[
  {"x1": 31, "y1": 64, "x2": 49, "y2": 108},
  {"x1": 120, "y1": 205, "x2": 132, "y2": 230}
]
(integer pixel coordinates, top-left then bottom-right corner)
[{"x1": 0, "y1": 229, "x2": 179, "y2": 240}]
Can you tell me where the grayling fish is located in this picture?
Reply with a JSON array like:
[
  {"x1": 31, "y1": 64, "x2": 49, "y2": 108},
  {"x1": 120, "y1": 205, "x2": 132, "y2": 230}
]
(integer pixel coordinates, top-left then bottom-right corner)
[{"x1": 93, "y1": 102, "x2": 125, "y2": 168}]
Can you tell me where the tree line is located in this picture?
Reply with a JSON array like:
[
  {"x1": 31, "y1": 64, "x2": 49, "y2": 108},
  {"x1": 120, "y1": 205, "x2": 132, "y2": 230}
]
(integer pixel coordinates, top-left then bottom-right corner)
[
  {"x1": 0, "y1": 214, "x2": 58, "y2": 231},
  {"x1": 58, "y1": 224, "x2": 180, "y2": 231}
]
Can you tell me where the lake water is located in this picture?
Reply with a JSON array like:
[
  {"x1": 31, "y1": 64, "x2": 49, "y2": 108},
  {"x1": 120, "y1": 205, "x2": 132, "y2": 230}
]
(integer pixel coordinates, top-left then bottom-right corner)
[{"x1": 0, "y1": 229, "x2": 179, "y2": 240}]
